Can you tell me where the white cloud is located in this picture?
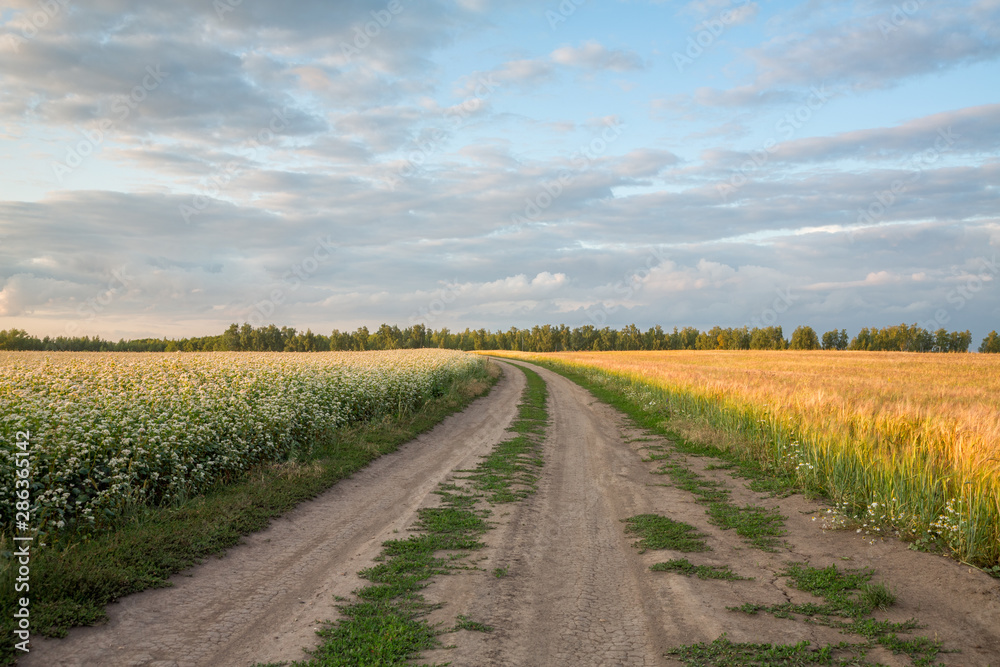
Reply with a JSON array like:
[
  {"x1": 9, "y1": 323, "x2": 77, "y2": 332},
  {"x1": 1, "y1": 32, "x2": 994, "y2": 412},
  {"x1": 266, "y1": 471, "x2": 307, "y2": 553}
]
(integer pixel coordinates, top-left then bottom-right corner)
[{"x1": 550, "y1": 41, "x2": 645, "y2": 71}]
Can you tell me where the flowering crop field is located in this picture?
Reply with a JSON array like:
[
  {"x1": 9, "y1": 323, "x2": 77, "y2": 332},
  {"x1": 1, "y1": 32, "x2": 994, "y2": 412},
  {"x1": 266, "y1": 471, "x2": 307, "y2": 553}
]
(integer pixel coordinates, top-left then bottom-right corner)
[
  {"x1": 0, "y1": 350, "x2": 485, "y2": 535},
  {"x1": 488, "y1": 350, "x2": 1000, "y2": 569}
]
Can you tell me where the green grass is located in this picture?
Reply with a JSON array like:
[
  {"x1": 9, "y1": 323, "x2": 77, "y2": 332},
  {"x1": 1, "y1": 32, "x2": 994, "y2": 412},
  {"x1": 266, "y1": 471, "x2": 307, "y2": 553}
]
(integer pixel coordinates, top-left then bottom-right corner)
[
  {"x1": 622, "y1": 514, "x2": 709, "y2": 553},
  {"x1": 706, "y1": 502, "x2": 787, "y2": 551},
  {"x1": 654, "y1": 458, "x2": 732, "y2": 503},
  {"x1": 666, "y1": 634, "x2": 871, "y2": 666},
  {"x1": 650, "y1": 558, "x2": 751, "y2": 581},
  {"x1": 0, "y1": 364, "x2": 498, "y2": 667},
  {"x1": 292, "y1": 364, "x2": 549, "y2": 666},
  {"x1": 728, "y1": 562, "x2": 946, "y2": 666},
  {"x1": 453, "y1": 615, "x2": 493, "y2": 633},
  {"x1": 651, "y1": 454, "x2": 787, "y2": 552},
  {"x1": 455, "y1": 370, "x2": 548, "y2": 504}
]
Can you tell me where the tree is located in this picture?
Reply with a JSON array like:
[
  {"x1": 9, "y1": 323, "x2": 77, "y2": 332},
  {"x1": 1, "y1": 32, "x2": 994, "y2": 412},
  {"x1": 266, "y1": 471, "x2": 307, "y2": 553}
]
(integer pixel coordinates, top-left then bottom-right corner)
[
  {"x1": 352, "y1": 326, "x2": 370, "y2": 351},
  {"x1": 821, "y1": 329, "x2": 848, "y2": 350},
  {"x1": 222, "y1": 324, "x2": 242, "y2": 351},
  {"x1": 980, "y1": 331, "x2": 1000, "y2": 353},
  {"x1": 749, "y1": 326, "x2": 786, "y2": 350},
  {"x1": 789, "y1": 326, "x2": 820, "y2": 350}
]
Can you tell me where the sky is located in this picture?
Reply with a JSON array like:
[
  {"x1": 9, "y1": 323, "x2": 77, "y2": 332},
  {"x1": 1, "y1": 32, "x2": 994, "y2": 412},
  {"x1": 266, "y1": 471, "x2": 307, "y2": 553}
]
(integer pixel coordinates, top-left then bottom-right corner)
[{"x1": 0, "y1": 0, "x2": 998, "y2": 342}]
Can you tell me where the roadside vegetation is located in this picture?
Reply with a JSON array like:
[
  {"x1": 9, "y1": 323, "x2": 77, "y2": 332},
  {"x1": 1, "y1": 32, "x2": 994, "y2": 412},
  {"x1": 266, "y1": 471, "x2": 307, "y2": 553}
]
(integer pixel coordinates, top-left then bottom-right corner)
[
  {"x1": 670, "y1": 561, "x2": 948, "y2": 666},
  {"x1": 0, "y1": 354, "x2": 497, "y2": 667}
]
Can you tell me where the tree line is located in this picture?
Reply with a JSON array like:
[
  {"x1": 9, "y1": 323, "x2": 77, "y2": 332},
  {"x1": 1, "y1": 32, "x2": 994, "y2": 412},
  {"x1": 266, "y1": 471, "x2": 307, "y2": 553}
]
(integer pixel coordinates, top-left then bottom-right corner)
[{"x1": 2, "y1": 323, "x2": 998, "y2": 353}]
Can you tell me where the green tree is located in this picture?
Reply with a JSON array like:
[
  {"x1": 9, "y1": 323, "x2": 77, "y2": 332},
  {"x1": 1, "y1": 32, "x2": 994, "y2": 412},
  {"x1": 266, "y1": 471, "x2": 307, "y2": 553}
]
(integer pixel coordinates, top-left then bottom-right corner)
[
  {"x1": 222, "y1": 324, "x2": 242, "y2": 351},
  {"x1": 789, "y1": 325, "x2": 820, "y2": 350},
  {"x1": 749, "y1": 326, "x2": 786, "y2": 350},
  {"x1": 980, "y1": 331, "x2": 1000, "y2": 353},
  {"x1": 821, "y1": 329, "x2": 848, "y2": 350}
]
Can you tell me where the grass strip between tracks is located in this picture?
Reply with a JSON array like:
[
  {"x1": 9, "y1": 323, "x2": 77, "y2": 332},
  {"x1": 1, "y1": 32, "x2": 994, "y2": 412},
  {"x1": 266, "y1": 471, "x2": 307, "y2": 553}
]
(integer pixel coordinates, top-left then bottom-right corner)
[
  {"x1": 275, "y1": 363, "x2": 549, "y2": 667},
  {"x1": 0, "y1": 364, "x2": 498, "y2": 667}
]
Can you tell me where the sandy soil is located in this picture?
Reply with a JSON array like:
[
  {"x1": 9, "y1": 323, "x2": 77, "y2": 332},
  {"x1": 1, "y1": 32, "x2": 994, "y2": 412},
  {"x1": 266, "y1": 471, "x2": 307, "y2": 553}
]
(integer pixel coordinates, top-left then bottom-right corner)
[{"x1": 23, "y1": 360, "x2": 1000, "y2": 666}]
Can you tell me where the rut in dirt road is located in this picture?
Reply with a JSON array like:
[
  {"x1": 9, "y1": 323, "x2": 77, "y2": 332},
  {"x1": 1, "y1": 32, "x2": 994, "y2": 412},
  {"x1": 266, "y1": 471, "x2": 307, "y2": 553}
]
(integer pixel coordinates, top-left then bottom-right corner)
[{"x1": 22, "y1": 365, "x2": 527, "y2": 667}]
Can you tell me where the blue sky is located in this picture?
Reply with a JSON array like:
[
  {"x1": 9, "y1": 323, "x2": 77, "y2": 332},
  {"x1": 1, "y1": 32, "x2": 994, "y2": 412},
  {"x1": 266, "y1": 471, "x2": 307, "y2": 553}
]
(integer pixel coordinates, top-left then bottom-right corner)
[{"x1": 1, "y1": 0, "x2": 998, "y2": 342}]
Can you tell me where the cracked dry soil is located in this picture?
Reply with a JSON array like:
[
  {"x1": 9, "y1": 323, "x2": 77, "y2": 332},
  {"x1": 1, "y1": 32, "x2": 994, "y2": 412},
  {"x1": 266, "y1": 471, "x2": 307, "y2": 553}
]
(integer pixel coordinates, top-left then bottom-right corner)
[{"x1": 23, "y1": 361, "x2": 1000, "y2": 666}]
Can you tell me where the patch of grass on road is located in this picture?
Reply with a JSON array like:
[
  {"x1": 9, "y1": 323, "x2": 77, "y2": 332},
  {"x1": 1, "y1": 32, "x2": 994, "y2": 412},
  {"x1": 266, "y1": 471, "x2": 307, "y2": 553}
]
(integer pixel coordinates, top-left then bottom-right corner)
[
  {"x1": 650, "y1": 558, "x2": 751, "y2": 581},
  {"x1": 456, "y1": 368, "x2": 548, "y2": 504},
  {"x1": 652, "y1": 454, "x2": 787, "y2": 552},
  {"x1": 667, "y1": 634, "x2": 868, "y2": 666},
  {"x1": 728, "y1": 562, "x2": 947, "y2": 666},
  {"x1": 452, "y1": 615, "x2": 493, "y2": 633},
  {"x1": 292, "y1": 365, "x2": 549, "y2": 666},
  {"x1": 706, "y1": 502, "x2": 787, "y2": 551},
  {"x1": 623, "y1": 514, "x2": 709, "y2": 553}
]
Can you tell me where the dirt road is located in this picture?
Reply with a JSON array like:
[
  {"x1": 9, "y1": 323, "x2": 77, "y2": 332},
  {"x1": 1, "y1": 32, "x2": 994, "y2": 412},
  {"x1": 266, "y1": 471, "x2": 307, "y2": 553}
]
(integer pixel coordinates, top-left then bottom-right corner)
[{"x1": 24, "y1": 361, "x2": 1000, "y2": 666}]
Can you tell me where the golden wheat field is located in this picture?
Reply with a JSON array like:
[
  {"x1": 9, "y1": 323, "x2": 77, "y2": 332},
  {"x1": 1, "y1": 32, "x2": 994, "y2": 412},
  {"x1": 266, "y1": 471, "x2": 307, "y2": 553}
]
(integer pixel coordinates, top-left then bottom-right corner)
[{"x1": 490, "y1": 350, "x2": 1000, "y2": 567}]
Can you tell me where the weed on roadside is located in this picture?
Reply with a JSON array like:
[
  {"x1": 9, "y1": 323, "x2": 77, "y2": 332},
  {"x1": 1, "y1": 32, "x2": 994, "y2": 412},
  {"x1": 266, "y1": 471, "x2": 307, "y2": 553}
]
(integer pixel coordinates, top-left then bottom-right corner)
[
  {"x1": 728, "y1": 562, "x2": 947, "y2": 665},
  {"x1": 706, "y1": 502, "x2": 787, "y2": 551},
  {"x1": 623, "y1": 514, "x2": 709, "y2": 553},
  {"x1": 453, "y1": 615, "x2": 493, "y2": 633},
  {"x1": 650, "y1": 558, "x2": 751, "y2": 581},
  {"x1": 666, "y1": 634, "x2": 871, "y2": 666}
]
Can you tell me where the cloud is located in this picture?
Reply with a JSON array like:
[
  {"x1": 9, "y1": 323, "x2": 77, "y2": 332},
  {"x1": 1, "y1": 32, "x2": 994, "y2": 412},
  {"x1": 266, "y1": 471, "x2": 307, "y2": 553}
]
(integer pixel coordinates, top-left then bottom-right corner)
[
  {"x1": 691, "y1": 1, "x2": 1000, "y2": 107},
  {"x1": 613, "y1": 149, "x2": 682, "y2": 178},
  {"x1": 550, "y1": 40, "x2": 645, "y2": 71},
  {"x1": 455, "y1": 59, "x2": 553, "y2": 96},
  {"x1": 766, "y1": 104, "x2": 1000, "y2": 164}
]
